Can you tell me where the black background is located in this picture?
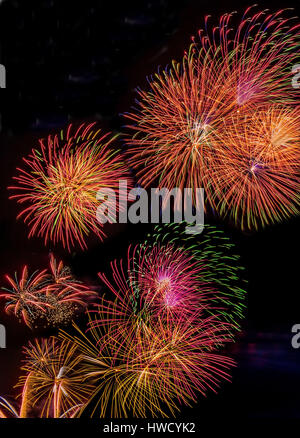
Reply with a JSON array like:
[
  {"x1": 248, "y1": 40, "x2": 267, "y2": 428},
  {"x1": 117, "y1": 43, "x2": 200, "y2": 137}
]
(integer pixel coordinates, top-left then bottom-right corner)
[{"x1": 0, "y1": 0, "x2": 299, "y2": 429}]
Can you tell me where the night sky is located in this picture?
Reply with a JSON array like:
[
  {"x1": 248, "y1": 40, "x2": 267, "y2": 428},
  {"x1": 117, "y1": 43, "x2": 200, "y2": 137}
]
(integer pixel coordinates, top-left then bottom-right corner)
[{"x1": 0, "y1": 0, "x2": 299, "y2": 428}]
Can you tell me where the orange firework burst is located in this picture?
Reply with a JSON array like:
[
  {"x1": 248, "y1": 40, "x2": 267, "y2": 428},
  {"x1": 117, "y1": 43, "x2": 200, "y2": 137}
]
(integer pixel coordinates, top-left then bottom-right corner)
[
  {"x1": 206, "y1": 106, "x2": 300, "y2": 229},
  {"x1": 60, "y1": 307, "x2": 235, "y2": 418},
  {"x1": 0, "y1": 254, "x2": 96, "y2": 328},
  {"x1": 9, "y1": 123, "x2": 132, "y2": 251},
  {"x1": 17, "y1": 337, "x2": 94, "y2": 418},
  {"x1": 125, "y1": 56, "x2": 229, "y2": 202}
]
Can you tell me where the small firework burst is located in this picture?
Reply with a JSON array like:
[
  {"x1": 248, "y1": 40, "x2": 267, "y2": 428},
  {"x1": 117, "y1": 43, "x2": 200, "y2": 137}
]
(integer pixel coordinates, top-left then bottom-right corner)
[
  {"x1": 0, "y1": 255, "x2": 96, "y2": 329},
  {"x1": 17, "y1": 337, "x2": 94, "y2": 418},
  {"x1": 43, "y1": 254, "x2": 97, "y2": 327},
  {"x1": 0, "y1": 266, "x2": 50, "y2": 327},
  {"x1": 9, "y1": 123, "x2": 132, "y2": 251}
]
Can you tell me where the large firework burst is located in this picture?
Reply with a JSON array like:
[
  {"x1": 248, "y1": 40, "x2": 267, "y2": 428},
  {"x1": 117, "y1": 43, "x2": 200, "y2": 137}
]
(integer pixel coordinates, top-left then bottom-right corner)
[
  {"x1": 93, "y1": 245, "x2": 212, "y2": 339},
  {"x1": 92, "y1": 223, "x2": 246, "y2": 344},
  {"x1": 60, "y1": 308, "x2": 235, "y2": 418},
  {"x1": 58, "y1": 224, "x2": 244, "y2": 417},
  {"x1": 125, "y1": 56, "x2": 226, "y2": 200},
  {"x1": 125, "y1": 8, "x2": 300, "y2": 228},
  {"x1": 10, "y1": 123, "x2": 132, "y2": 251}
]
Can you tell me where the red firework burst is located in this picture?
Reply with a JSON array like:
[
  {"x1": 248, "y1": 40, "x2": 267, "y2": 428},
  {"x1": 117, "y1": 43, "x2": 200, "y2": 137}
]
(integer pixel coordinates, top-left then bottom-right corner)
[
  {"x1": 9, "y1": 123, "x2": 132, "y2": 251},
  {"x1": 0, "y1": 255, "x2": 96, "y2": 328},
  {"x1": 0, "y1": 266, "x2": 50, "y2": 327}
]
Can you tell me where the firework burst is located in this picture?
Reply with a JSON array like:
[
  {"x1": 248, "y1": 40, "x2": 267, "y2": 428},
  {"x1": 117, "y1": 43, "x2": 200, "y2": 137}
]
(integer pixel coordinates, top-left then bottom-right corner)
[
  {"x1": 125, "y1": 8, "x2": 300, "y2": 227},
  {"x1": 60, "y1": 308, "x2": 235, "y2": 418},
  {"x1": 92, "y1": 224, "x2": 246, "y2": 338},
  {"x1": 44, "y1": 254, "x2": 97, "y2": 327},
  {"x1": 206, "y1": 106, "x2": 300, "y2": 229},
  {"x1": 129, "y1": 242, "x2": 217, "y2": 321},
  {"x1": 10, "y1": 123, "x2": 132, "y2": 251},
  {"x1": 0, "y1": 266, "x2": 50, "y2": 327},
  {"x1": 136, "y1": 223, "x2": 247, "y2": 330},
  {"x1": 17, "y1": 337, "x2": 94, "y2": 418},
  {"x1": 189, "y1": 7, "x2": 300, "y2": 108},
  {"x1": 62, "y1": 224, "x2": 244, "y2": 417},
  {"x1": 0, "y1": 255, "x2": 96, "y2": 328},
  {"x1": 125, "y1": 56, "x2": 229, "y2": 203}
]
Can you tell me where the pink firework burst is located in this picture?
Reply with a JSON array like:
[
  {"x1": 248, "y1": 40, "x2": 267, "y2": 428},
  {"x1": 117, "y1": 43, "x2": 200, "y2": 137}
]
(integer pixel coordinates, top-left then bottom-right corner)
[
  {"x1": 130, "y1": 243, "x2": 215, "y2": 319},
  {"x1": 189, "y1": 7, "x2": 300, "y2": 108}
]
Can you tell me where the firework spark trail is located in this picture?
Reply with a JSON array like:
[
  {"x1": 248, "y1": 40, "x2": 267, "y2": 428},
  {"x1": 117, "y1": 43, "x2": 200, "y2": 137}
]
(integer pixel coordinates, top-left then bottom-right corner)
[
  {"x1": 0, "y1": 397, "x2": 20, "y2": 418},
  {"x1": 0, "y1": 395, "x2": 82, "y2": 418},
  {"x1": 9, "y1": 123, "x2": 132, "y2": 251}
]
